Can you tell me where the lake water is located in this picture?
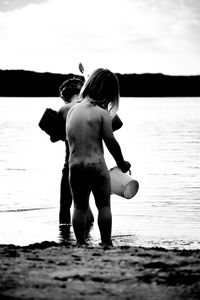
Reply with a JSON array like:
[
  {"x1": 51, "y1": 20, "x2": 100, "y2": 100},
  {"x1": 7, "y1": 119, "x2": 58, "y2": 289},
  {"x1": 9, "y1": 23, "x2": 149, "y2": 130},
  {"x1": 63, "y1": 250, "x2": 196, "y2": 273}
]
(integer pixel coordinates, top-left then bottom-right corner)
[{"x1": 0, "y1": 97, "x2": 200, "y2": 249}]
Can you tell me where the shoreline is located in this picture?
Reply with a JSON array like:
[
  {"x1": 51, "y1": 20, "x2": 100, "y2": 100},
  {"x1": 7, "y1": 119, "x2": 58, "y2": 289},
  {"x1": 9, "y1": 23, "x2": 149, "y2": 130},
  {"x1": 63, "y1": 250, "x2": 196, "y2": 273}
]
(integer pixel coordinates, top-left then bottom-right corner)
[{"x1": 1, "y1": 241, "x2": 200, "y2": 299}]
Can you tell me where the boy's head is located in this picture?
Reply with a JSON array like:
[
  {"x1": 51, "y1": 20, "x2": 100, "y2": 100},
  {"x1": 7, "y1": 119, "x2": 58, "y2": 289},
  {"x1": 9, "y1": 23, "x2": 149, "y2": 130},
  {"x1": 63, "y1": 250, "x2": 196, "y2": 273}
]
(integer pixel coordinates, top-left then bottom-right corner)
[
  {"x1": 59, "y1": 76, "x2": 84, "y2": 103},
  {"x1": 80, "y1": 68, "x2": 119, "y2": 115}
]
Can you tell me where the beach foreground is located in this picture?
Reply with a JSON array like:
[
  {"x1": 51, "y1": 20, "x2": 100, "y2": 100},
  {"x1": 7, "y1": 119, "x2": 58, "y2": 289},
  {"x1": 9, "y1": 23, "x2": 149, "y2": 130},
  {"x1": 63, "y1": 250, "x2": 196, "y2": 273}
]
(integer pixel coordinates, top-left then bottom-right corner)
[{"x1": 0, "y1": 242, "x2": 200, "y2": 300}]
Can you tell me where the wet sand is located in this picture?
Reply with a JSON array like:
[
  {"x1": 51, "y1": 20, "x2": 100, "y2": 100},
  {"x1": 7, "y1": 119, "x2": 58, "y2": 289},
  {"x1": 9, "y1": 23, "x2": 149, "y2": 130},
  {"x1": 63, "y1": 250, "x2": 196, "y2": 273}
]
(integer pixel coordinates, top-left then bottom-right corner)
[{"x1": 0, "y1": 241, "x2": 200, "y2": 300}]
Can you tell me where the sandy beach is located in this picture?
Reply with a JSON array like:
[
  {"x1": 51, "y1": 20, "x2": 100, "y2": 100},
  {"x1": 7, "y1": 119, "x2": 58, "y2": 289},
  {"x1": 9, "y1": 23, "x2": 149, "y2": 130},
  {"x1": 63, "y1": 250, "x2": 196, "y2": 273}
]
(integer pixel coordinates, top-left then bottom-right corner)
[{"x1": 0, "y1": 241, "x2": 200, "y2": 300}]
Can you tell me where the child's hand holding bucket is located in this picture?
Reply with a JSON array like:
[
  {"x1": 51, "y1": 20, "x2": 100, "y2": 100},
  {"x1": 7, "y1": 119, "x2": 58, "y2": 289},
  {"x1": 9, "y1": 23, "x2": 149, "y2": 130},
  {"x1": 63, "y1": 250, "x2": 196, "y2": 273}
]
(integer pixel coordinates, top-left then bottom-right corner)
[{"x1": 117, "y1": 160, "x2": 131, "y2": 173}]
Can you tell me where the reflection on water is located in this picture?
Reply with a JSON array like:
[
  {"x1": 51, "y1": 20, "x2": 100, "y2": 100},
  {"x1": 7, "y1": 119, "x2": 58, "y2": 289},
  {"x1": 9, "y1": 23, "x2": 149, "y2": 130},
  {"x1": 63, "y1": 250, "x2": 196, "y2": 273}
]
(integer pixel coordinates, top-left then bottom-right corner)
[{"x1": 0, "y1": 97, "x2": 200, "y2": 249}]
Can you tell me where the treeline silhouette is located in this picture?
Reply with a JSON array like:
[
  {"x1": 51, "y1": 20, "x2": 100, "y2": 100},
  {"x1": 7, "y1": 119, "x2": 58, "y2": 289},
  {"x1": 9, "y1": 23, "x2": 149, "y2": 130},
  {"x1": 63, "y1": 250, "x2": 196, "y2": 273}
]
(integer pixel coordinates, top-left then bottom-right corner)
[{"x1": 0, "y1": 69, "x2": 200, "y2": 97}]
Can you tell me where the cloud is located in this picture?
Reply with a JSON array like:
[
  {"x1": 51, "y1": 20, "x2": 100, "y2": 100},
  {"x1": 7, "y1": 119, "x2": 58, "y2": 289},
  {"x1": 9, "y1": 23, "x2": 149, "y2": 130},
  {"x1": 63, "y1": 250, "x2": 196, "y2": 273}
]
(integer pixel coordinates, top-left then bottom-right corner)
[{"x1": 0, "y1": 0, "x2": 49, "y2": 12}]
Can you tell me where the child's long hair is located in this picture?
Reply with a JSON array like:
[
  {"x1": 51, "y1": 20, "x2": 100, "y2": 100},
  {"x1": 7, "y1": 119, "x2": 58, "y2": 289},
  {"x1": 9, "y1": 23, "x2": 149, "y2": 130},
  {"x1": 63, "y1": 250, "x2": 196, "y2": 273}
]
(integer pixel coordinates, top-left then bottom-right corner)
[{"x1": 80, "y1": 68, "x2": 120, "y2": 116}]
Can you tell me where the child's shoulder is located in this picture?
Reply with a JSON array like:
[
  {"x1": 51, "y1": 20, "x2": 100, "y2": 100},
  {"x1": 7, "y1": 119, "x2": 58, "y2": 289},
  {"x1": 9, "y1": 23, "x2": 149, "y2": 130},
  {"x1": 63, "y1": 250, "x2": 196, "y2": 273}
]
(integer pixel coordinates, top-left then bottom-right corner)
[
  {"x1": 59, "y1": 102, "x2": 76, "y2": 115},
  {"x1": 58, "y1": 104, "x2": 68, "y2": 114},
  {"x1": 94, "y1": 106, "x2": 111, "y2": 123}
]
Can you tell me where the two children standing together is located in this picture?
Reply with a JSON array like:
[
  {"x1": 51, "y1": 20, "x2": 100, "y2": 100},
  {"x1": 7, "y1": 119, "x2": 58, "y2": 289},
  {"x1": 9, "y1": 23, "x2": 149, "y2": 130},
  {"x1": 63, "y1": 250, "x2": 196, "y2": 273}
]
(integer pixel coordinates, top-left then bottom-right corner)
[{"x1": 45, "y1": 68, "x2": 131, "y2": 247}]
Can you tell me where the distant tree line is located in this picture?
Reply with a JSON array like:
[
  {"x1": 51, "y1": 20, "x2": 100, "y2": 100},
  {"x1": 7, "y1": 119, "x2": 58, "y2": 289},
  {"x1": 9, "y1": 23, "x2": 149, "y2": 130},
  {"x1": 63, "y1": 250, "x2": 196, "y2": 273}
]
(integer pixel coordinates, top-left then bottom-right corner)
[{"x1": 0, "y1": 69, "x2": 200, "y2": 97}]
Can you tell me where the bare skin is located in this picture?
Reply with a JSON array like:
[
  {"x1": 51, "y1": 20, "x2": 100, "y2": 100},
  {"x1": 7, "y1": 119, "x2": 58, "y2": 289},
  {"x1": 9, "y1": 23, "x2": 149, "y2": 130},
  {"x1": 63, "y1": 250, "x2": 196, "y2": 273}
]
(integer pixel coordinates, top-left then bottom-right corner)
[
  {"x1": 67, "y1": 97, "x2": 131, "y2": 246},
  {"x1": 58, "y1": 96, "x2": 123, "y2": 227},
  {"x1": 57, "y1": 97, "x2": 94, "y2": 226}
]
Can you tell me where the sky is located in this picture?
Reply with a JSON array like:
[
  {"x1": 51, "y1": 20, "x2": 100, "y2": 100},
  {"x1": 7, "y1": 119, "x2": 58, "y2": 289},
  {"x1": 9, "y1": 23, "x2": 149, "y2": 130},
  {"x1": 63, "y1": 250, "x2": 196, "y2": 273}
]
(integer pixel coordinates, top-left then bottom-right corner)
[{"x1": 0, "y1": 0, "x2": 200, "y2": 75}]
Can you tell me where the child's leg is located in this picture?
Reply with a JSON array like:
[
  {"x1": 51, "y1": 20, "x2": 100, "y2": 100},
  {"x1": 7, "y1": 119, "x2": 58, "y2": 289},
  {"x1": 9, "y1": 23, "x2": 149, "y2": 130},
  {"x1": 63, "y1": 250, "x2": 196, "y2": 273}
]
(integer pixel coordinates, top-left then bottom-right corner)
[
  {"x1": 97, "y1": 206, "x2": 112, "y2": 245},
  {"x1": 69, "y1": 163, "x2": 90, "y2": 245},
  {"x1": 60, "y1": 162, "x2": 94, "y2": 226},
  {"x1": 72, "y1": 208, "x2": 86, "y2": 245},
  {"x1": 92, "y1": 168, "x2": 113, "y2": 245},
  {"x1": 59, "y1": 162, "x2": 72, "y2": 224}
]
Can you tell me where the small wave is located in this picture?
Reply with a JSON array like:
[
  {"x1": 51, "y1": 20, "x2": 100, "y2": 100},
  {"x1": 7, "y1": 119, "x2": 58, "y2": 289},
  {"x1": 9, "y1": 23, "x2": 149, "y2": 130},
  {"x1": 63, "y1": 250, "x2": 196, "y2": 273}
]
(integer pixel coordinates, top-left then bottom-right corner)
[
  {"x1": 5, "y1": 168, "x2": 26, "y2": 171},
  {"x1": 0, "y1": 207, "x2": 55, "y2": 213}
]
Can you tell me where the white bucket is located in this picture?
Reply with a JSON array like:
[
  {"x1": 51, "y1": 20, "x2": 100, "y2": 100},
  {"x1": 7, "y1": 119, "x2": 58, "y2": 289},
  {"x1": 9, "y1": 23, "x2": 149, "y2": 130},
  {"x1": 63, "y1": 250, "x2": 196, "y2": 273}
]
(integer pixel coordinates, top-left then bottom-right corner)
[{"x1": 109, "y1": 166, "x2": 139, "y2": 199}]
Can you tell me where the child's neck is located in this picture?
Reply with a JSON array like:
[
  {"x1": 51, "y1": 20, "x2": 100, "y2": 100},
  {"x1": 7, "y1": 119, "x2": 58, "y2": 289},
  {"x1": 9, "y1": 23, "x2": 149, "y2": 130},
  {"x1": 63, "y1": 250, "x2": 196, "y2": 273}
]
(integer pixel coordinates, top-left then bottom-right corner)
[{"x1": 84, "y1": 96, "x2": 95, "y2": 105}]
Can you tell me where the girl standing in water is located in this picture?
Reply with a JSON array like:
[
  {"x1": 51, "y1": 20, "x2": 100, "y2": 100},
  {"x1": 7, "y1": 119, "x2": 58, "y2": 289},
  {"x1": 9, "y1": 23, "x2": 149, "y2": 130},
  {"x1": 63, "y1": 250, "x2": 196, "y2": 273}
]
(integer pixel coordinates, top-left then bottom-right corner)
[{"x1": 66, "y1": 68, "x2": 131, "y2": 247}]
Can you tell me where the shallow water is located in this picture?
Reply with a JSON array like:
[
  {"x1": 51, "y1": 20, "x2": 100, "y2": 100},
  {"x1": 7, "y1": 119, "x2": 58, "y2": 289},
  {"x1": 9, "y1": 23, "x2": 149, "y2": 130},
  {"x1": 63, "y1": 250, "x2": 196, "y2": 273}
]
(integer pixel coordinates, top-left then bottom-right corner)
[{"x1": 0, "y1": 97, "x2": 200, "y2": 249}]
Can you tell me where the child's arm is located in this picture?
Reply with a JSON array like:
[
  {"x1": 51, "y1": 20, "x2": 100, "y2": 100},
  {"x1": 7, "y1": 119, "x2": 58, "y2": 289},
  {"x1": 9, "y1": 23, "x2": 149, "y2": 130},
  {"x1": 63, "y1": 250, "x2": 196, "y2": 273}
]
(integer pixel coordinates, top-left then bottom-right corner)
[{"x1": 102, "y1": 111, "x2": 131, "y2": 173}]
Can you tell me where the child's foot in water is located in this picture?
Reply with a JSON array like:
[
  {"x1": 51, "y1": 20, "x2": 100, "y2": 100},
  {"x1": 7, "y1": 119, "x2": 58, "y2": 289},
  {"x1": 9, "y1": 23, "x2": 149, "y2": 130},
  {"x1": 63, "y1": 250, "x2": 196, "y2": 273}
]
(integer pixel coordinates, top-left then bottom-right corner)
[
  {"x1": 76, "y1": 241, "x2": 90, "y2": 248},
  {"x1": 99, "y1": 240, "x2": 114, "y2": 249}
]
